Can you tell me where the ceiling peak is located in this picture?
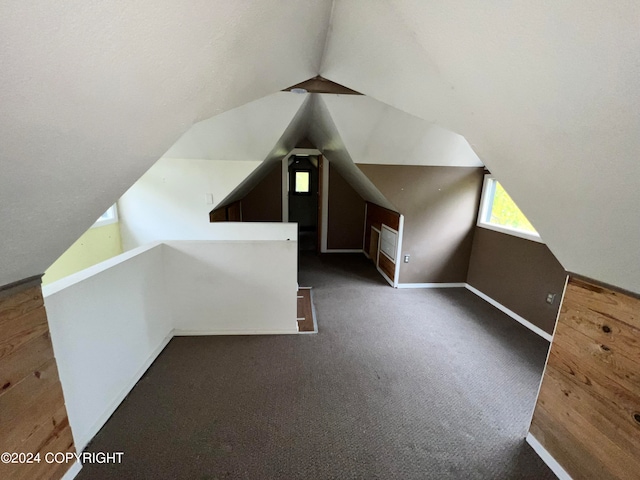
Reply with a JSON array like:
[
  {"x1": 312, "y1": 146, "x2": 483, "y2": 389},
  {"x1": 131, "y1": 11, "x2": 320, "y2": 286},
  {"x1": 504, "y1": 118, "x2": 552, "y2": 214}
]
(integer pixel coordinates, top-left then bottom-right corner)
[{"x1": 283, "y1": 76, "x2": 362, "y2": 95}]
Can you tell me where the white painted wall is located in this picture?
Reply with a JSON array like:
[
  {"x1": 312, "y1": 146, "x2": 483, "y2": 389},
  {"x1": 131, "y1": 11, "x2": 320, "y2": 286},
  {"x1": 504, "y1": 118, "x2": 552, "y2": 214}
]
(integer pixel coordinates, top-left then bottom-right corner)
[
  {"x1": 43, "y1": 224, "x2": 298, "y2": 451},
  {"x1": 118, "y1": 158, "x2": 261, "y2": 250},
  {"x1": 163, "y1": 93, "x2": 306, "y2": 160},
  {"x1": 43, "y1": 243, "x2": 172, "y2": 451},
  {"x1": 167, "y1": 240, "x2": 298, "y2": 335},
  {"x1": 323, "y1": 95, "x2": 482, "y2": 167}
]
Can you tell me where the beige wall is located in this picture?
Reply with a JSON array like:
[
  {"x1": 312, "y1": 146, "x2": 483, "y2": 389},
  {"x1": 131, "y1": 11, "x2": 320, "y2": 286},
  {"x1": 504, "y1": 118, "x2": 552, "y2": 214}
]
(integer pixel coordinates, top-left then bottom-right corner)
[
  {"x1": 467, "y1": 227, "x2": 566, "y2": 334},
  {"x1": 327, "y1": 164, "x2": 365, "y2": 249},
  {"x1": 242, "y1": 163, "x2": 282, "y2": 222},
  {"x1": 358, "y1": 165, "x2": 484, "y2": 283}
]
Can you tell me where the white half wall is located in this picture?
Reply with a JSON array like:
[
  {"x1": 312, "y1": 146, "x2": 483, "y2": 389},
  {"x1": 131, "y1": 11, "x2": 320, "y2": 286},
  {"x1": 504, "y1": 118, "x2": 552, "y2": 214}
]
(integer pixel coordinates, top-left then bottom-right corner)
[
  {"x1": 118, "y1": 158, "x2": 261, "y2": 250},
  {"x1": 167, "y1": 240, "x2": 298, "y2": 335},
  {"x1": 42, "y1": 224, "x2": 299, "y2": 452},
  {"x1": 43, "y1": 243, "x2": 173, "y2": 451}
]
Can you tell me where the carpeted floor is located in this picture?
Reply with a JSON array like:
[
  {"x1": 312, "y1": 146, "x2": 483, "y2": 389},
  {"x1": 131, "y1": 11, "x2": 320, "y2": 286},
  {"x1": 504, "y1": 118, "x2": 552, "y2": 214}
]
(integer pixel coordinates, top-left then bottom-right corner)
[{"x1": 77, "y1": 253, "x2": 554, "y2": 479}]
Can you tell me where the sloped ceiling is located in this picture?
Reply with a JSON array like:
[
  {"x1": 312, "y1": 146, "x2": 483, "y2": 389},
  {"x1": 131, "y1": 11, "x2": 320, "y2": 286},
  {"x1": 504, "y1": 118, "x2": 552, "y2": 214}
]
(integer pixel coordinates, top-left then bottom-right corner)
[
  {"x1": 1, "y1": 0, "x2": 639, "y2": 293},
  {"x1": 163, "y1": 93, "x2": 307, "y2": 161},
  {"x1": 322, "y1": 95, "x2": 482, "y2": 167},
  {"x1": 321, "y1": 0, "x2": 640, "y2": 292},
  {"x1": 0, "y1": 0, "x2": 332, "y2": 286},
  {"x1": 216, "y1": 96, "x2": 313, "y2": 207}
]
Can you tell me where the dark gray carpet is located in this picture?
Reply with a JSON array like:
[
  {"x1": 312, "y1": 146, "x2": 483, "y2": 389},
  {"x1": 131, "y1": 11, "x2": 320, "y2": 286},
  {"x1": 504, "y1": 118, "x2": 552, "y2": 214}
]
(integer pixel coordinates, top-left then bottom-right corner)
[{"x1": 78, "y1": 253, "x2": 554, "y2": 479}]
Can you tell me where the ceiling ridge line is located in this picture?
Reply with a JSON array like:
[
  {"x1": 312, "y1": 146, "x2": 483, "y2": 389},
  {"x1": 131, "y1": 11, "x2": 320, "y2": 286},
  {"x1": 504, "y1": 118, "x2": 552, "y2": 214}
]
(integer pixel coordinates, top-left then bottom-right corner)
[{"x1": 317, "y1": 0, "x2": 337, "y2": 76}]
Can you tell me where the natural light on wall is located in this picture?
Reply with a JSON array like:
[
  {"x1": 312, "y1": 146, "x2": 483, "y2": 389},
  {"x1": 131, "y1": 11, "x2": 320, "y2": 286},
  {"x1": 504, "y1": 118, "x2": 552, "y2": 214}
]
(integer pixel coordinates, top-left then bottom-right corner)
[
  {"x1": 478, "y1": 176, "x2": 541, "y2": 243},
  {"x1": 42, "y1": 204, "x2": 123, "y2": 284}
]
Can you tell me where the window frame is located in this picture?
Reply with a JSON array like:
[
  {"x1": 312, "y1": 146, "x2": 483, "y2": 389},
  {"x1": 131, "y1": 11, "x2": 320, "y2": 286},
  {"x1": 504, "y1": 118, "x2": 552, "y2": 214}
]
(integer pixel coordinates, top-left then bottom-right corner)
[
  {"x1": 477, "y1": 175, "x2": 543, "y2": 243},
  {"x1": 291, "y1": 169, "x2": 312, "y2": 196},
  {"x1": 92, "y1": 204, "x2": 119, "y2": 228}
]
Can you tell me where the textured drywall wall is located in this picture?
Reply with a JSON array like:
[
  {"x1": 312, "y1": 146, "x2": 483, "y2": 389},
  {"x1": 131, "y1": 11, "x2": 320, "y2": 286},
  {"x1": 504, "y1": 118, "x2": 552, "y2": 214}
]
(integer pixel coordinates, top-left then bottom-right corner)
[
  {"x1": 43, "y1": 223, "x2": 123, "y2": 285},
  {"x1": 467, "y1": 227, "x2": 567, "y2": 335},
  {"x1": 0, "y1": 0, "x2": 332, "y2": 287},
  {"x1": 322, "y1": 0, "x2": 640, "y2": 293},
  {"x1": 359, "y1": 165, "x2": 483, "y2": 284},
  {"x1": 118, "y1": 158, "x2": 260, "y2": 250}
]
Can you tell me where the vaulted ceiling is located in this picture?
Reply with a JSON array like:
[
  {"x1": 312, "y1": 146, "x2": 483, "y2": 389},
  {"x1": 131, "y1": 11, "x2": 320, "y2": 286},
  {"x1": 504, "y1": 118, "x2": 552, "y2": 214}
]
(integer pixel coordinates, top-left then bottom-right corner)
[{"x1": 1, "y1": 1, "x2": 638, "y2": 293}]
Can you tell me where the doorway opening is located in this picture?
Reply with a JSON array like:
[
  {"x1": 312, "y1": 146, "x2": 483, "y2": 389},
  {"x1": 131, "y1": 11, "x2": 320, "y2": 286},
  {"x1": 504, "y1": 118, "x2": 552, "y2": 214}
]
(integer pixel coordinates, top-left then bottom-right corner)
[{"x1": 288, "y1": 155, "x2": 319, "y2": 252}]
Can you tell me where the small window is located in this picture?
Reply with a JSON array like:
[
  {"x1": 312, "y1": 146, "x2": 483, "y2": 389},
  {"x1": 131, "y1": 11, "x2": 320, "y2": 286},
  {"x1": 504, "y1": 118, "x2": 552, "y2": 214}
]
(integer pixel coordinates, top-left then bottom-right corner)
[
  {"x1": 294, "y1": 170, "x2": 311, "y2": 194},
  {"x1": 478, "y1": 176, "x2": 541, "y2": 242},
  {"x1": 92, "y1": 204, "x2": 118, "y2": 228}
]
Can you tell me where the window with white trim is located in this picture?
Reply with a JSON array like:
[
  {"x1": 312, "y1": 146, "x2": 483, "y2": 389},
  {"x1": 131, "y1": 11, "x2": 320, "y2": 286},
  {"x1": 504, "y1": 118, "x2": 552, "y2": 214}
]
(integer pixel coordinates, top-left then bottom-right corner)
[
  {"x1": 92, "y1": 204, "x2": 118, "y2": 228},
  {"x1": 478, "y1": 176, "x2": 541, "y2": 243}
]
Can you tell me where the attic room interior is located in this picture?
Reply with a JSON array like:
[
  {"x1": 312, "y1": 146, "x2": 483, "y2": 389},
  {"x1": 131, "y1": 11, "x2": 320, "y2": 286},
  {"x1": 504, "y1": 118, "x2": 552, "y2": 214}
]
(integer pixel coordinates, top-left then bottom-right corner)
[{"x1": 1, "y1": 2, "x2": 639, "y2": 480}]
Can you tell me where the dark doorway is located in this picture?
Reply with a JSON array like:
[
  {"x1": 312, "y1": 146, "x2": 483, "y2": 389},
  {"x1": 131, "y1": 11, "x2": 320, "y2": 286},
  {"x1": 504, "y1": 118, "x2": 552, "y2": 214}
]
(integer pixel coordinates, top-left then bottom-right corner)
[{"x1": 288, "y1": 156, "x2": 318, "y2": 251}]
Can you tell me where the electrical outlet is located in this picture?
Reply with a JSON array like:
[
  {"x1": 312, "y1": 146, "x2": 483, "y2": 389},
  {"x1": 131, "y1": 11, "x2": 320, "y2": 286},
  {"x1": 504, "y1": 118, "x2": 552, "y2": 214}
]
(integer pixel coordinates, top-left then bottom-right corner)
[
  {"x1": 404, "y1": 254, "x2": 410, "y2": 263},
  {"x1": 546, "y1": 293, "x2": 556, "y2": 305}
]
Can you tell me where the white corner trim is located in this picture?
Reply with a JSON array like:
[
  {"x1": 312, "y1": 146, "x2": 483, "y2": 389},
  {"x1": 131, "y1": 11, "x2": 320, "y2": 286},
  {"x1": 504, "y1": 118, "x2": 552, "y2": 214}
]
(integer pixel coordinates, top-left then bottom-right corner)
[
  {"x1": 324, "y1": 249, "x2": 363, "y2": 253},
  {"x1": 61, "y1": 460, "x2": 83, "y2": 480},
  {"x1": 393, "y1": 215, "x2": 404, "y2": 288},
  {"x1": 74, "y1": 332, "x2": 173, "y2": 451},
  {"x1": 320, "y1": 156, "x2": 329, "y2": 253},
  {"x1": 397, "y1": 283, "x2": 466, "y2": 289},
  {"x1": 526, "y1": 433, "x2": 573, "y2": 480},
  {"x1": 281, "y1": 157, "x2": 288, "y2": 222},
  {"x1": 464, "y1": 284, "x2": 553, "y2": 342}
]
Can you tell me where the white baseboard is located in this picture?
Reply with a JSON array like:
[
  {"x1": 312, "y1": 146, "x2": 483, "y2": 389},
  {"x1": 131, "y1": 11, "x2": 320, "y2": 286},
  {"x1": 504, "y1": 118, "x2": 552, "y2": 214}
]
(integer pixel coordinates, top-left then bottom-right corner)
[
  {"x1": 465, "y1": 284, "x2": 552, "y2": 342},
  {"x1": 323, "y1": 249, "x2": 363, "y2": 253},
  {"x1": 61, "y1": 460, "x2": 82, "y2": 480},
  {"x1": 526, "y1": 433, "x2": 572, "y2": 480},
  {"x1": 363, "y1": 251, "x2": 371, "y2": 259},
  {"x1": 397, "y1": 282, "x2": 466, "y2": 289},
  {"x1": 75, "y1": 332, "x2": 174, "y2": 451},
  {"x1": 173, "y1": 329, "x2": 299, "y2": 335}
]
